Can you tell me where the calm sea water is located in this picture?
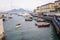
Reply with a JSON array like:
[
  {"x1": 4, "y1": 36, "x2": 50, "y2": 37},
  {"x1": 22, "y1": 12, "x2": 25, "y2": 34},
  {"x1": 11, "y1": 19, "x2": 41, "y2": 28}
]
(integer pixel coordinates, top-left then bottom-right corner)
[{"x1": 3, "y1": 15, "x2": 60, "y2": 40}]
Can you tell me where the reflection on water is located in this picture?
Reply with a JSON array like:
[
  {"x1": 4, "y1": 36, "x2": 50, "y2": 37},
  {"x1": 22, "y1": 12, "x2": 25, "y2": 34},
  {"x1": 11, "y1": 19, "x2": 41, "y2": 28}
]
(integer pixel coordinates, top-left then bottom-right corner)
[{"x1": 3, "y1": 15, "x2": 60, "y2": 40}]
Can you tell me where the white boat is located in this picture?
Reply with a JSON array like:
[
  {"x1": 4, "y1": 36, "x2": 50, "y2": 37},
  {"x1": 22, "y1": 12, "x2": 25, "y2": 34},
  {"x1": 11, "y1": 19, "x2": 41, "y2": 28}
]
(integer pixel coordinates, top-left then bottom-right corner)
[{"x1": 16, "y1": 24, "x2": 21, "y2": 28}]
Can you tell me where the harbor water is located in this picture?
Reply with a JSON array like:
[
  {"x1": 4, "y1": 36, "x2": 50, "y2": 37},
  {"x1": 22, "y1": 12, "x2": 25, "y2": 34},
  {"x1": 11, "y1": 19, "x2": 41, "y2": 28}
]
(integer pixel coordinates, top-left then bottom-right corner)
[{"x1": 3, "y1": 15, "x2": 60, "y2": 40}]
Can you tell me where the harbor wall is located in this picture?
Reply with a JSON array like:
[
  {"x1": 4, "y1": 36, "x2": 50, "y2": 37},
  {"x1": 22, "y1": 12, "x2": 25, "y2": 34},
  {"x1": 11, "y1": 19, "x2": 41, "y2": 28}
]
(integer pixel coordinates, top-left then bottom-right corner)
[{"x1": 0, "y1": 18, "x2": 5, "y2": 40}]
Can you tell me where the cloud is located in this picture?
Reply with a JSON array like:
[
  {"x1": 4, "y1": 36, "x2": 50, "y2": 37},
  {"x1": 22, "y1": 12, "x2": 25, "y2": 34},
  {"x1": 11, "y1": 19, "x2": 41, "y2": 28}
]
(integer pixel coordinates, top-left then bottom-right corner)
[{"x1": 0, "y1": 0, "x2": 56, "y2": 11}]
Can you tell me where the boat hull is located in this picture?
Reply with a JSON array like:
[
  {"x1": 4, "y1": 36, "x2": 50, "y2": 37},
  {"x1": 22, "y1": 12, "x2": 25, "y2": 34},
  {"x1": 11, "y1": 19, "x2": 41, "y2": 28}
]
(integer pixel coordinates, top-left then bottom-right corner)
[
  {"x1": 25, "y1": 19, "x2": 32, "y2": 21},
  {"x1": 35, "y1": 23, "x2": 50, "y2": 27}
]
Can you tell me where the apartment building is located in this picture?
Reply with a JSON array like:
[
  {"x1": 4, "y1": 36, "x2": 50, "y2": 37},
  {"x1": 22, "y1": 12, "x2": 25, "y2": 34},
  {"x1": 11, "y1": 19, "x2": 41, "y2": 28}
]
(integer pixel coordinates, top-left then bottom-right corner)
[
  {"x1": 55, "y1": 1, "x2": 60, "y2": 12},
  {"x1": 34, "y1": 1, "x2": 60, "y2": 15}
]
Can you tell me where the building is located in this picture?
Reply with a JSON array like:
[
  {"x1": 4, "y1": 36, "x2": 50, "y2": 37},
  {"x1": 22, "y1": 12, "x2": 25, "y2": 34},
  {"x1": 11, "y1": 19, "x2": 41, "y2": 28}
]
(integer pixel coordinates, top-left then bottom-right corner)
[
  {"x1": 54, "y1": 1, "x2": 60, "y2": 12},
  {"x1": 34, "y1": 1, "x2": 60, "y2": 15}
]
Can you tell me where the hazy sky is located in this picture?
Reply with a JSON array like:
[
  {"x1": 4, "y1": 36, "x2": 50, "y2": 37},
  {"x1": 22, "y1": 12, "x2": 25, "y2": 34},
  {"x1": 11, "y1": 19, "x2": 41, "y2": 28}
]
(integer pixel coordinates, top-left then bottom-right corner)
[{"x1": 0, "y1": 0, "x2": 57, "y2": 11}]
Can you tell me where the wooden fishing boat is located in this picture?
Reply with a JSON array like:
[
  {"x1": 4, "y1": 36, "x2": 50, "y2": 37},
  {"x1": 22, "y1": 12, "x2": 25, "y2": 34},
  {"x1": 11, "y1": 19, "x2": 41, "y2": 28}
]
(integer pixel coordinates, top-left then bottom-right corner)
[
  {"x1": 25, "y1": 17, "x2": 32, "y2": 21},
  {"x1": 36, "y1": 18, "x2": 45, "y2": 22},
  {"x1": 35, "y1": 22, "x2": 50, "y2": 27}
]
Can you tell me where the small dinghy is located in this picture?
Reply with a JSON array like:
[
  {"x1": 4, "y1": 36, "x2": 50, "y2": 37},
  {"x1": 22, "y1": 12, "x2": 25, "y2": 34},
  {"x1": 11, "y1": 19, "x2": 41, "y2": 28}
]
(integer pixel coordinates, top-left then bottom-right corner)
[
  {"x1": 16, "y1": 24, "x2": 21, "y2": 28},
  {"x1": 8, "y1": 17, "x2": 12, "y2": 19},
  {"x1": 35, "y1": 18, "x2": 45, "y2": 22},
  {"x1": 25, "y1": 17, "x2": 32, "y2": 21},
  {"x1": 36, "y1": 18, "x2": 45, "y2": 22}
]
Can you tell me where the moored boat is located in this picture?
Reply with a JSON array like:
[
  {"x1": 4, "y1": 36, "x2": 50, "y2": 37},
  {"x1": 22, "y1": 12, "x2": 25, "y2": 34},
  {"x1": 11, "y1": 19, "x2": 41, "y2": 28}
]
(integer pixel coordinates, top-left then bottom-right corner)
[
  {"x1": 36, "y1": 18, "x2": 45, "y2": 22},
  {"x1": 25, "y1": 19, "x2": 32, "y2": 21},
  {"x1": 8, "y1": 16, "x2": 12, "y2": 19},
  {"x1": 25, "y1": 17, "x2": 32, "y2": 21},
  {"x1": 35, "y1": 22, "x2": 50, "y2": 27}
]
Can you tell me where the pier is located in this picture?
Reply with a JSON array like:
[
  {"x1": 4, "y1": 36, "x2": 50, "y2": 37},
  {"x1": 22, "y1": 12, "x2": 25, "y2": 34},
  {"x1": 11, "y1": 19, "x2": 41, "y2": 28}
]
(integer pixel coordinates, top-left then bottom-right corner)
[{"x1": 0, "y1": 18, "x2": 5, "y2": 40}]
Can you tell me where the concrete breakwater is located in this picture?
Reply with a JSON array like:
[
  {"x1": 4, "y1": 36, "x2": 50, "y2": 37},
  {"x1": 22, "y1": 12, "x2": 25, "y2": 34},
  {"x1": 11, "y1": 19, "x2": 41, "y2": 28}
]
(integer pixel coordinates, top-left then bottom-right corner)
[{"x1": 0, "y1": 18, "x2": 5, "y2": 40}]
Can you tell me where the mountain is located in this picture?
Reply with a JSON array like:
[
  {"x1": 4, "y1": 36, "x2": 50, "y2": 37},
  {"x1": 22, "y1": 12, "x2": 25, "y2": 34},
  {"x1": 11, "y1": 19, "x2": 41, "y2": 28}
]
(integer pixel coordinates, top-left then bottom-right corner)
[{"x1": 7, "y1": 8, "x2": 32, "y2": 13}]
